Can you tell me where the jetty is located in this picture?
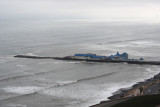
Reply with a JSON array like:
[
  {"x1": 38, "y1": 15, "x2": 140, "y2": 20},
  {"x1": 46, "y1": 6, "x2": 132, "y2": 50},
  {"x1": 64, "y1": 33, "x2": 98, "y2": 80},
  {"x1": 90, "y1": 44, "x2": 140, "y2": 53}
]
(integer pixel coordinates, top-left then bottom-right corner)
[{"x1": 14, "y1": 52, "x2": 160, "y2": 65}]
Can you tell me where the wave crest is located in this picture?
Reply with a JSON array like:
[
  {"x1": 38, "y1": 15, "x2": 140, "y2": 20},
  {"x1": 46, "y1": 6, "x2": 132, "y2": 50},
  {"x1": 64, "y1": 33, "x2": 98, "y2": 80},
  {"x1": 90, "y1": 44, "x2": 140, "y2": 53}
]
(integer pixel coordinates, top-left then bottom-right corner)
[
  {"x1": 56, "y1": 80, "x2": 78, "y2": 86},
  {"x1": 26, "y1": 53, "x2": 38, "y2": 56}
]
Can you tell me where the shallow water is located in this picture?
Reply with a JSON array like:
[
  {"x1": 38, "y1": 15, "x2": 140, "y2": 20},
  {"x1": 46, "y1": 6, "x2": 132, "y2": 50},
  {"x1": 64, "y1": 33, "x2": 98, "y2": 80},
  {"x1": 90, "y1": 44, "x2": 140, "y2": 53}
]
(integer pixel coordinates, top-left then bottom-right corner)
[{"x1": 0, "y1": 20, "x2": 160, "y2": 107}]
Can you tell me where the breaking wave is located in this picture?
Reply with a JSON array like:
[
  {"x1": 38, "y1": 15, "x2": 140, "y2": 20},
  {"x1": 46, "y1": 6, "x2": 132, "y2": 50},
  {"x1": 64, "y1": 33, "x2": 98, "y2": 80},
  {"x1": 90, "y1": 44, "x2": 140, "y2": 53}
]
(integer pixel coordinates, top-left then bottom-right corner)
[
  {"x1": 1, "y1": 86, "x2": 44, "y2": 95},
  {"x1": 55, "y1": 80, "x2": 78, "y2": 86},
  {"x1": 144, "y1": 67, "x2": 160, "y2": 78},
  {"x1": 0, "y1": 72, "x2": 118, "y2": 101},
  {"x1": 78, "y1": 72, "x2": 117, "y2": 82},
  {"x1": 26, "y1": 53, "x2": 38, "y2": 56},
  {"x1": 54, "y1": 72, "x2": 118, "y2": 87}
]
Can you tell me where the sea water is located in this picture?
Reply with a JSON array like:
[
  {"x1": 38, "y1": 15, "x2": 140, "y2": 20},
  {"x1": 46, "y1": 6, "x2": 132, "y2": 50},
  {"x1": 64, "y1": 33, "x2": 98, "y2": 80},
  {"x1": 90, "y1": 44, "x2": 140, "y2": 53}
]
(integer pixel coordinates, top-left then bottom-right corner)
[{"x1": 0, "y1": 20, "x2": 160, "y2": 107}]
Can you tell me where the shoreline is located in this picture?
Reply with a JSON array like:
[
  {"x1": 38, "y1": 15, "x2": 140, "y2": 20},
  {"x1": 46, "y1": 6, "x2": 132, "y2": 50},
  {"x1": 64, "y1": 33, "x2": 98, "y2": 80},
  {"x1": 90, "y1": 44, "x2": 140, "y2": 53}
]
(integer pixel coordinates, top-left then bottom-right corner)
[{"x1": 91, "y1": 72, "x2": 160, "y2": 107}]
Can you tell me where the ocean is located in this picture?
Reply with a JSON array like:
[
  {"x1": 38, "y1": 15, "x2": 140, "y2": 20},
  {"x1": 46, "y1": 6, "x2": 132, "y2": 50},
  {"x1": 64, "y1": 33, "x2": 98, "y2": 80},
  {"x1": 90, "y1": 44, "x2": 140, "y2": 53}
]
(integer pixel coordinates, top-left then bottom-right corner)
[{"x1": 0, "y1": 20, "x2": 160, "y2": 107}]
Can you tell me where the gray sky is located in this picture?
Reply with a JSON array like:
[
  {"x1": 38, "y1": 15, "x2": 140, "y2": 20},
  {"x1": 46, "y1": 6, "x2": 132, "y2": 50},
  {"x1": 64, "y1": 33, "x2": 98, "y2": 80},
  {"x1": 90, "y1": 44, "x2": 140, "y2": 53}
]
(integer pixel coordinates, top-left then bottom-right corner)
[{"x1": 0, "y1": 0, "x2": 160, "y2": 21}]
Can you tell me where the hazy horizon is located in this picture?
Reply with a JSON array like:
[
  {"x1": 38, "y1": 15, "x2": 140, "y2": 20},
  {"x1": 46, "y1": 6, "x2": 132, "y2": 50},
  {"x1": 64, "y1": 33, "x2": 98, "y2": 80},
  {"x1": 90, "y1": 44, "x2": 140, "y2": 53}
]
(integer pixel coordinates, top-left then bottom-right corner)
[{"x1": 0, "y1": 0, "x2": 160, "y2": 22}]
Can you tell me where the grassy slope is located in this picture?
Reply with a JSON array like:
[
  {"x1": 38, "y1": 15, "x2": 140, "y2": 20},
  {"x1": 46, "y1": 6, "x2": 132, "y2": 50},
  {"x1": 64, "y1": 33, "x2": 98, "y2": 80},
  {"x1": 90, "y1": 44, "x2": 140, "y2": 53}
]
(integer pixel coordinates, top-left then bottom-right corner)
[{"x1": 111, "y1": 95, "x2": 160, "y2": 107}]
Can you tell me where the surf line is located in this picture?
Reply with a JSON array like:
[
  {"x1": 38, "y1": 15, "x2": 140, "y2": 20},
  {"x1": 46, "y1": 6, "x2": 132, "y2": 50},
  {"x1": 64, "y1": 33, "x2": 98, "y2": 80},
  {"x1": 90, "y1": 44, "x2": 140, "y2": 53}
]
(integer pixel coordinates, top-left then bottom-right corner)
[{"x1": 0, "y1": 72, "x2": 117, "y2": 101}]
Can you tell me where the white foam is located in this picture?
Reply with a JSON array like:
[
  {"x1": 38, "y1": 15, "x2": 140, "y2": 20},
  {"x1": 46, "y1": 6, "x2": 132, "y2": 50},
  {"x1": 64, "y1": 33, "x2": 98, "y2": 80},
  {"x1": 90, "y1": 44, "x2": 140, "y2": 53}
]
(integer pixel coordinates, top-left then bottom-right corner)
[
  {"x1": 41, "y1": 82, "x2": 136, "y2": 107},
  {"x1": 130, "y1": 40, "x2": 160, "y2": 47},
  {"x1": 144, "y1": 67, "x2": 160, "y2": 78},
  {"x1": 1, "y1": 86, "x2": 44, "y2": 94},
  {"x1": 4, "y1": 103, "x2": 27, "y2": 107},
  {"x1": 56, "y1": 80, "x2": 78, "y2": 86},
  {"x1": 16, "y1": 64, "x2": 25, "y2": 68},
  {"x1": 40, "y1": 66, "x2": 160, "y2": 107},
  {"x1": 26, "y1": 53, "x2": 38, "y2": 56}
]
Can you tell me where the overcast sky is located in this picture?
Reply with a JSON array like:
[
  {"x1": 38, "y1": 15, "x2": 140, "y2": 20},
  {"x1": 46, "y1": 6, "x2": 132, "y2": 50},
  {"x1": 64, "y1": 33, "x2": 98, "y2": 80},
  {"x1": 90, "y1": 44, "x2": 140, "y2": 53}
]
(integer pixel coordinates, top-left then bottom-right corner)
[{"x1": 0, "y1": 0, "x2": 160, "y2": 21}]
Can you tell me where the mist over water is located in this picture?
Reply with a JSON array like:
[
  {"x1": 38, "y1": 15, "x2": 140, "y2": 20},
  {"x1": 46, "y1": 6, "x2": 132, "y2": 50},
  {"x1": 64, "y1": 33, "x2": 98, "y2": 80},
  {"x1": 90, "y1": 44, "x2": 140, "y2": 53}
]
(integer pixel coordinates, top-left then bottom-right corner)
[{"x1": 0, "y1": 20, "x2": 160, "y2": 107}]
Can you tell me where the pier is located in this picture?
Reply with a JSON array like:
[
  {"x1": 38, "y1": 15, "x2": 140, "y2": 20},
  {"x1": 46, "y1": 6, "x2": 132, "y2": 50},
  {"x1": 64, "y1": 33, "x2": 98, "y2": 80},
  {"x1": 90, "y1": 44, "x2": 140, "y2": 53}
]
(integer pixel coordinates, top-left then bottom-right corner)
[{"x1": 14, "y1": 55, "x2": 160, "y2": 65}]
